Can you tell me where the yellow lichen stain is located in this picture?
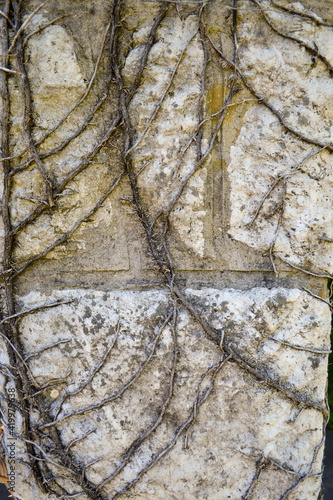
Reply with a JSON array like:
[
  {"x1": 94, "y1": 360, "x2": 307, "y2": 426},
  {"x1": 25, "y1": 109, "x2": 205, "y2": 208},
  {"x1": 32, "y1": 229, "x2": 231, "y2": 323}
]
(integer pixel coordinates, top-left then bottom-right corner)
[
  {"x1": 206, "y1": 83, "x2": 224, "y2": 120},
  {"x1": 206, "y1": 83, "x2": 252, "y2": 134}
]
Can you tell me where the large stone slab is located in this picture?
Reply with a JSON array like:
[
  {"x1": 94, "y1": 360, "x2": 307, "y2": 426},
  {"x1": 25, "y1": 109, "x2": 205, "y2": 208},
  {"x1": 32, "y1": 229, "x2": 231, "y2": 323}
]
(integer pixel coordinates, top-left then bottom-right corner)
[{"x1": 1, "y1": 286, "x2": 328, "y2": 499}]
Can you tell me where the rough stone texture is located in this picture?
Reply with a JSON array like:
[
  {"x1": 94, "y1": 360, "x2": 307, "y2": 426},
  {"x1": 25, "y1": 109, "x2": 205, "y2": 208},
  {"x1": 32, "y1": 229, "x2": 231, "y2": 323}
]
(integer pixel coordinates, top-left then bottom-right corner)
[
  {"x1": 228, "y1": 106, "x2": 333, "y2": 274},
  {"x1": 0, "y1": 1, "x2": 331, "y2": 499},
  {"x1": 227, "y1": 0, "x2": 333, "y2": 275},
  {"x1": 3, "y1": 287, "x2": 329, "y2": 499},
  {"x1": 124, "y1": 13, "x2": 212, "y2": 260}
]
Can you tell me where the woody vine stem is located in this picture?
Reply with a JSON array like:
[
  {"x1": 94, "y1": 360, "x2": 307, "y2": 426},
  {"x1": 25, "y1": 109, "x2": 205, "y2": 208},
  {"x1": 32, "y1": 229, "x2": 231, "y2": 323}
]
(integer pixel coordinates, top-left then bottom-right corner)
[{"x1": 0, "y1": 0, "x2": 331, "y2": 499}]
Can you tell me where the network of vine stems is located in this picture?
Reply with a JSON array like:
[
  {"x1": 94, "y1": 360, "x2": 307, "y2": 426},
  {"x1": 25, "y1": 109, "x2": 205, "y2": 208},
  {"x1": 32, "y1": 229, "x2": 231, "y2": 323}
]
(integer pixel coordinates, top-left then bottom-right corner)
[{"x1": 0, "y1": 0, "x2": 331, "y2": 498}]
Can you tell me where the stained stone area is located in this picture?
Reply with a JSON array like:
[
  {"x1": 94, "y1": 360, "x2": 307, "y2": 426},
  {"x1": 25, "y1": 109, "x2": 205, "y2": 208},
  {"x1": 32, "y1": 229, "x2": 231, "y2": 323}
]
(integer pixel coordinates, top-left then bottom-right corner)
[
  {"x1": 0, "y1": 0, "x2": 332, "y2": 499},
  {"x1": 2, "y1": 287, "x2": 329, "y2": 499}
]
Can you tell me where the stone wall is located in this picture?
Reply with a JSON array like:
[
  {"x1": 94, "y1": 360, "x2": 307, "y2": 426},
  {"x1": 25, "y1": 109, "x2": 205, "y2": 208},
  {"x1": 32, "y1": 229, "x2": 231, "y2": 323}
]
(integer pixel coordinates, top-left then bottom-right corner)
[{"x1": 0, "y1": 0, "x2": 332, "y2": 499}]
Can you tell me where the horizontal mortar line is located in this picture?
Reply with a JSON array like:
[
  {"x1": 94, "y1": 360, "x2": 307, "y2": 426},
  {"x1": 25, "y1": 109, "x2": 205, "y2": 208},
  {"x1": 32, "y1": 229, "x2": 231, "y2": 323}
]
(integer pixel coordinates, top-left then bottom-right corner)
[
  {"x1": 15, "y1": 269, "x2": 329, "y2": 278},
  {"x1": 14, "y1": 277, "x2": 329, "y2": 297}
]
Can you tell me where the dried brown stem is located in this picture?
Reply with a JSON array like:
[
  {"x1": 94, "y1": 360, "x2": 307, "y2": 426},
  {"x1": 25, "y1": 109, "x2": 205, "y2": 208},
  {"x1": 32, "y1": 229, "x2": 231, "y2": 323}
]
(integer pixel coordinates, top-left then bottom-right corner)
[
  {"x1": 268, "y1": 179, "x2": 286, "y2": 275},
  {"x1": 273, "y1": 254, "x2": 332, "y2": 280},
  {"x1": 250, "y1": 0, "x2": 333, "y2": 74},
  {"x1": 97, "y1": 308, "x2": 178, "y2": 489},
  {"x1": 37, "y1": 312, "x2": 172, "y2": 430},
  {"x1": 166, "y1": 93, "x2": 236, "y2": 215},
  {"x1": 24, "y1": 370, "x2": 72, "y2": 399},
  {"x1": 224, "y1": 340, "x2": 328, "y2": 416},
  {"x1": 54, "y1": 325, "x2": 119, "y2": 419},
  {"x1": 8, "y1": 1, "x2": 116, "y2": 166},
  {"x1": 9, "y1": 114, "x2": 121, "y2": 238},
  {"x1": 15, "y1": 16, "x2": 54, "y2": 206},
  {"x1": 9, "y1": 171, "x2": 124, "y2": 279},
  {"x1": 110, "y1": 355, "x2": 229, "y2": 500},
  {"x1": 22, "y1": 14, "x2": 69, "y2": 47},
  {"x1": 207, "y1": 35, "x2": 333, "y2": 151},
  {"x1": 1, "y1": 299, "x2": 74, "y2": 325},
  {"x1": 64, "y1": 428, "x2": 97, "y2": 454},
  {"x1": 271, "y1": 0, "x2": 333, "y2": 27},
  {"x1": 246, "y1": 146, "x2": 327, "y2": 229},
  {"x1": 8, "y1": 85, "x2": 112, "y2": 179},
  {"x1": 301, "y1": 288, "x2": 332, "y2": 309},
  {"x1": 242, "y1": 456, "x2": 268, "y2": 500},
  {"x1": 128, "y1": 2, "x2": 169, "y2": 100},
  {"x1": 35, "y1": 9, "x2": 115, "y2": 139},
  {"x1": 126, "y1": 32, "x2": 198, "y2": 157},
  {"x1": 24, "y1": 338, "x2": 72, "y2": 362},
  {"x1": 265, "y1": 336, "x2": 330, "y2": 355},
  {"x1": 0, "y1": 330, "x2": 40, "y2": 388},
  {"x1": 196, "y1": 3, "x2": 208, "y2": 161},
  {"x1": 0, "y1": 65, "x2": 16, "y2": 74},
  {"x1": 184, "y1": 354, "x2": 231, "y2": 448},
  {"x1": 8, "y1": 0, "x2": 54, "y2": 54}
]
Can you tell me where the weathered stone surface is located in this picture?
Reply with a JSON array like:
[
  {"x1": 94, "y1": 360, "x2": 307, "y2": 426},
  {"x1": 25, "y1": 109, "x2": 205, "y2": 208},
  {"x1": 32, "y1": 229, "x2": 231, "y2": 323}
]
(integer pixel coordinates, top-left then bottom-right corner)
[
  {"x1": 227, "y1": 0, "x2": 333, "y2": 275},
  {"x1": 124, "y1": 13, "x2": 214, "y2": 261},
  {"x1": 228, "y1": 105, "x2": 333, "y2": 274},
  {"x1": 26, "y1": 15, "x2": 86, "y2": 128},
  {"x1": 0, "y1": 1, "x2": 331, "y2": 499},
  {"x1": 6, "y1": 9, "x2": 126, "y2": 271},
  {"x1": 3, "y1": 287, "x2": 327, "y2": 499}
]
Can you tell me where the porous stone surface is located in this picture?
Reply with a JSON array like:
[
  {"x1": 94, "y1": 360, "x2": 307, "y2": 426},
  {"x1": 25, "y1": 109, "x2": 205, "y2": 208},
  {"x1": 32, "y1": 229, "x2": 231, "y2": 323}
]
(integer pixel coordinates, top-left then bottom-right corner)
[
  {"x1": 0, "y1": 0, "x2": 332, "y2": 499},
  {"x1": 124, "y1": 12, "x2": 212, "y2": 260},
  {"x1": 228, "y1": 0, "x2": 333, "y2": 275},
  {"x1": 228, "y1": 105, "x2": 333, "y2": 274},
  {"x1": 5, "y1": 287, "x2": 329, "y2": 499}
]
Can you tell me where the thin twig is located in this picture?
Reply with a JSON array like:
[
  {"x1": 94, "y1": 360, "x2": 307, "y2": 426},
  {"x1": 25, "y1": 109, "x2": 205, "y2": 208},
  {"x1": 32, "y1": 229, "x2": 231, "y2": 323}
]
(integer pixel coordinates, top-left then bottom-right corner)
[
  {"x1": 15, "y1": 20, "x2": 54, "y2": 206},
  {"x1": 301, "y1": 288, "x2": 332, "y2": 309},
  {"x1": 246, "y1": 146, "x2": 327, "y2": 229},
  {"x1": 54, "y1": 324, "x2": 120, "y2": 419},
  {"x1": 0, "y1": 65, "x2": 17, "y2": 74},
  {"x1": 22, "y1": 438, "x2": 73, "y2": 472},
  {"x1": 1, "y1": 299, "x2": 74, "y2": 324},
  {"x1": 271, "y1": 0, "x2": 333, "y2": 27},
  {"x1": 24, "y1": 338, "x2": 72, "y2": 361},
  {"x1": 37, "y1": 312, "x2": 173, "y2": 430},
  {"x1": 9, "y1": 172, "x2": 124, "y2": 279},
  {"x1": 8, "y1": 0, "x2": 54, "y2": 54},
  {"x1": 0, "y1": 330, "x2": 41, "y2": 388},
  {"x1": 0, "y1": 9, "x2": 10, "y2": 23},
  {"x1": 128, "y1": 2, "x2": 169, "y2": 100},
  {"x1": 65, "y1": 428, "x2": 97, "y2": 454},
  {"x1": 9, "y1": 92, "x2": 111, "y2": 179},
  {"x1": 9, "y1": 1, "x2": 116, "y2": 167},
  {"x1": 242, "y1": 456, "x2": 268, "y2": 500},
  {"x1": 251, "y1": 0, "x2": 333, "y2": 73},
  {"x1": 268, "y1": 179, "x2": 286, "y2": 275},
  {"x1": 97, "y1": 308, "x2": 177, "y2": 488},
  {"x1": 184, "y1": 355, "x2": 231, "y2": 449},
  {"x1": 23, "y1": 15, "x2": 69, "y2": 47},
  {"x1": 160, "y1": 84, "x2": 239, "y2": 221},
  {"x1": 126, "y1": 32, "x2": 198, "y2": 157},
  {"x1": 23, "y1": 370, "x2": 72, "y2": 399},
  {"x1": 109, "y1": 354, "x2": 229, "y2": 499},
  {"x1": 224, "y1": 340, "x2": 328, "y2": 416},
  {"x1": 207, "y1": 34, "x2": 333, "y2": 151},
  {"x1": 274, "y1": 254, "x2": 333, "y2": 279},
  {"x1": 9, "y1": 114, "x2": 121, "y2": 238},
  {"x1": 265, "y1": 336, "x2": 331, "y2": 354}
]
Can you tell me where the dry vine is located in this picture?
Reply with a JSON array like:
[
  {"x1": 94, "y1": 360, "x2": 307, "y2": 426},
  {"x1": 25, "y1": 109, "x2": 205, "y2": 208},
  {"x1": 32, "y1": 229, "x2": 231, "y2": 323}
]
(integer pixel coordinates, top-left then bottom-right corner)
[{"x1": 0, "y1": 0, "x2": 330, "y2": 499}]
